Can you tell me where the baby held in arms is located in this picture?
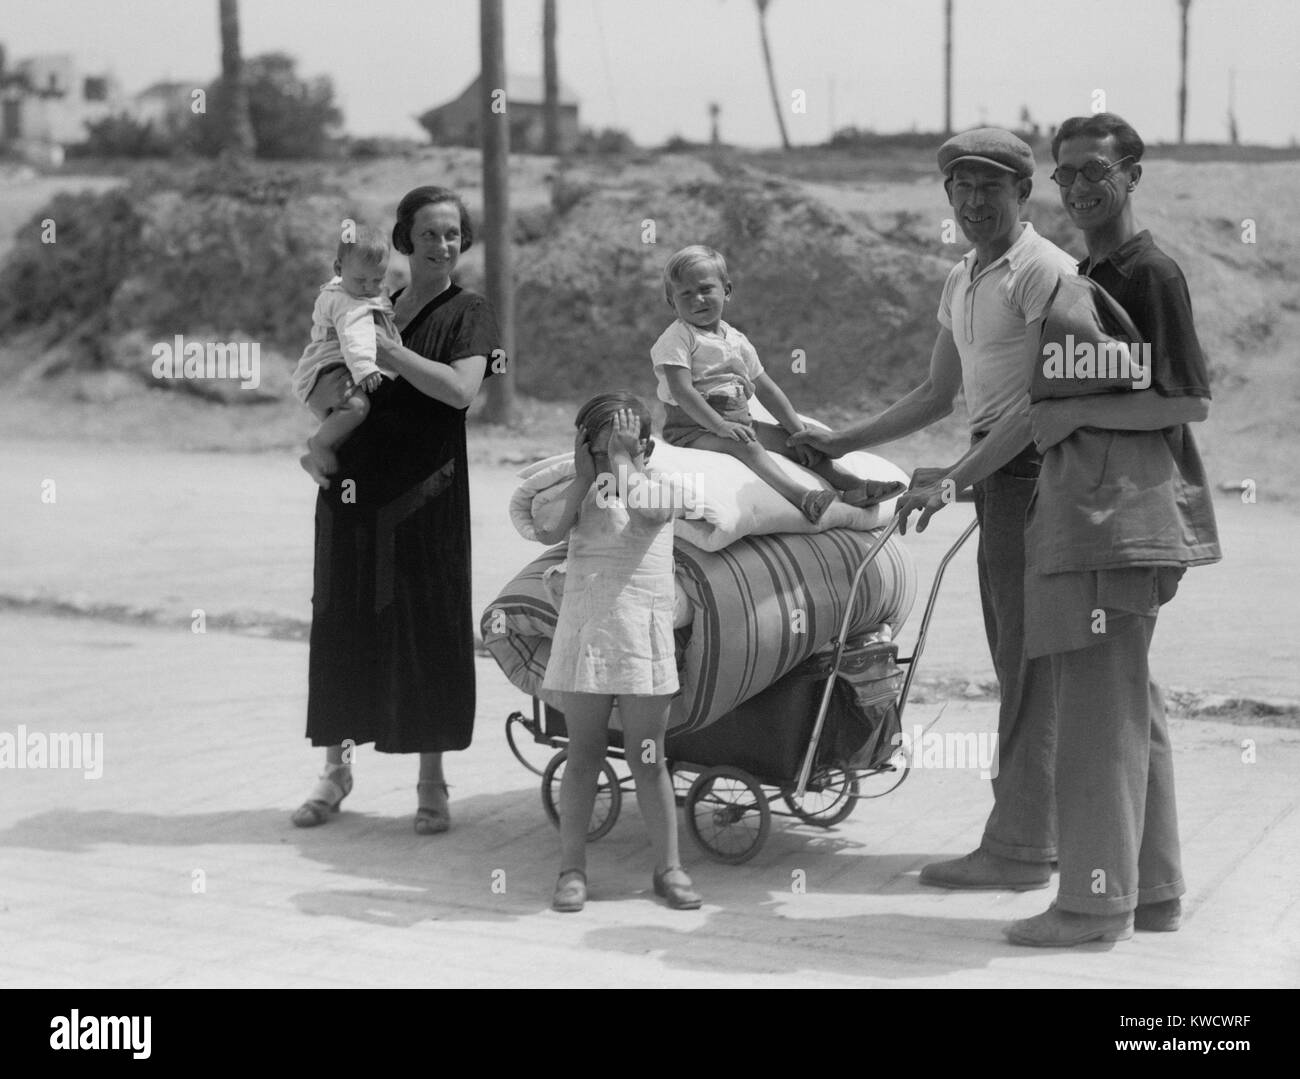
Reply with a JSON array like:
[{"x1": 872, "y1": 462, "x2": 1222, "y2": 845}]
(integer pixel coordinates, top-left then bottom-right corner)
[{"x1": 291, "y1": 225, "x2": 399, "y2": 487}]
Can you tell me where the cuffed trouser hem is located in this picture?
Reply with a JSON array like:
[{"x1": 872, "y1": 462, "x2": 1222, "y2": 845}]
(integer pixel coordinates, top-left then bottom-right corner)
[
  {"x1": 1137, "y1": 880, "x2": 1185, "y2": 906},
  {"x1": 1053, "y1": 883, "x2": 1185, "y2": 916},
  {"x1": 1055, "y1": 894, "x2": 1137, "y2": 916}
]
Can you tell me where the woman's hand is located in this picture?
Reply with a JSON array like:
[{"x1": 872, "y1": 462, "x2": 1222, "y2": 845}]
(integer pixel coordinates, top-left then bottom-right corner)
[
  {"x1": 374, "y1": 325, "x2": 405, "y2": 364},
  {"x1": 573, "y1": 425, "x2": 597, "y2": 485},
  {"x1": 1029, "y1": 399, "x2": 1080, "y2": 453},
  {"x1": 312, "y1": 366, "x2": 355, "y2": 410},
  {"x1": 609, "y1": 408, "x2": 642, "y2": 459}
]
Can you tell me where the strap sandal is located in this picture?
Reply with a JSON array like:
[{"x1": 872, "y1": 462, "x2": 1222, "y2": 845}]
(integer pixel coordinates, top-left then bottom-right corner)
[
  {"x1": 414, "y1": 780, "x2": 451, "y2": 835},
  {"x1": 291, "y1": 765, "x2": 353, "y2": 828},
  {"x1": 842, "y1": 479, "x2": 908, "y2": 509},
  {"x1": 799, "y1": 488, "x2": 837, "y2": 524}
]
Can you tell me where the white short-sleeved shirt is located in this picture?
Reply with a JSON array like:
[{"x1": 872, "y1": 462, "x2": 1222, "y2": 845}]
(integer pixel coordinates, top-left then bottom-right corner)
[
  {"x1": 650, "y1": 318, "x2": 765, "y2": 405},
  {"x1": 937, "y1": 222, "x2": 1078, "y2": 435}
]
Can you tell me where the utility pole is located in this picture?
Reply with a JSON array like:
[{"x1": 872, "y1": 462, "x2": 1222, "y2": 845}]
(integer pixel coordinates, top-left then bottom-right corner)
[
  {"x1": 481, "y1": 0, "x2": 515, "y2": 423},
  {"x1": 543, "y1": 0, "x2": 559, "y2": 155},
  {"x1": 943, "y1": 0, "x2": 953, "y2": 136},
  {"x1": 217, "y1": 0, "x2": 254, "y2": 156},
  {"x1": 1178, "y1": 0, "x2": 1191, "y2": 144},
  {"x1": 1227, "y1": 68, "x2": 1239, "y2": 146}
]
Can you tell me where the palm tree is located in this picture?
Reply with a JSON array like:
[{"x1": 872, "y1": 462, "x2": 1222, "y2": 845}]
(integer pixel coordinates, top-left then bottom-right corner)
[
  {"x1": 218, "y1": 0, "x2": 255, "y2": 156},
  {"x1": 1177, "y1": 0, "x2": 1191, "y2": 144},
  {"x1": 754, "y1": 0, "x2": 791, "y2": 150}
]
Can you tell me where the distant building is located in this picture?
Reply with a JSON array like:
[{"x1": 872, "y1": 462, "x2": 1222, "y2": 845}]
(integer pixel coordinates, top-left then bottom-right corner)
[
  {"x1": 131, "y1": 80, "x2": 199, "y2": 140},
  {"x1": 0, "y1": 44, "x2": 124, "y2": 164},
  {"x1": 417, "y1": 72, "x2": 579, "y2": 153}
]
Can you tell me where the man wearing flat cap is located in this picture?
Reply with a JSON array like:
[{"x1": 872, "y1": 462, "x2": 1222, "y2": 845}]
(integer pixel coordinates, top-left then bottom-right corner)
[{"x1": 792, "y1": 127, "x2": 1077, "y2": 890}]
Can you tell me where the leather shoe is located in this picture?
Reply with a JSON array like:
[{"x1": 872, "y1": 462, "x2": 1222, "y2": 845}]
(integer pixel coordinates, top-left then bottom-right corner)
[
  {"x1": 1134, "y1": 898, "x2": 1182, "y2": 932},
  {"x1": 653, "y1": 866, "x2": 702, "y2": 910},
  {"x1": 1006, "y1": 904, "x2": 1134, "y2": 947},
  {"x1": 919, "y1": 849, "x2": 1051, "y2": 891},
  {"x1": 552, "y1": 869, "x2": 587, "y2": 913}
]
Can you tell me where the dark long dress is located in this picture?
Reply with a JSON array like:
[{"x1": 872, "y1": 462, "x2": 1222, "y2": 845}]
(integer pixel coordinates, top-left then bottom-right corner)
[{"x1": 305, "y1": 284, "x2": 499, "y2": 753}]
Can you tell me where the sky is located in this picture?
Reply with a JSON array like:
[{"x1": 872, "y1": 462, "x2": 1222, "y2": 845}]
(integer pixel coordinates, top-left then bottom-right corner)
[{"x1": 2, "y1": 0, "x2": 1298, "y2": 147}]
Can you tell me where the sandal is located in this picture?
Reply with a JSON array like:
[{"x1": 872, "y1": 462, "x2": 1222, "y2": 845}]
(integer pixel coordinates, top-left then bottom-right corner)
[
  {"x1": 652, "y1": 866, "x2": 702, "y2": 910},
  {"x1": 552, "y1": 868, "x2": 588, "y2": 913},
  {"x1": 291, "y1": 764, "x2": 353, "y2": 828},
  {"x1": 799, "y1": 488, "x2": 837, "y2": 524},
  {"x1": 414, "y1": 780, "x2": 450, "y2": 835},
  {"x1": 842, "y1": 479, "x2": 908, "y2": 509}
]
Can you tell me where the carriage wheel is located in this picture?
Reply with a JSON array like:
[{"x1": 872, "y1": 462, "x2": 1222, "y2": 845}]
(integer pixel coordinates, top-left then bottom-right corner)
[
  {"x1": 854, "y1": 741, "x2": 912, "y2": 799},
  {"x1": 685, "y1": 766, "x2": 771, "y2": 864},
  {"x1": 541, "y1": 750, "x2": 621, "y2": 842},
  {"x1": 783, "y1": 767, "x2": 860, "y2": 826},
  {"x1": 505, "y1": 711, "x2": 553, "y2": 777}
]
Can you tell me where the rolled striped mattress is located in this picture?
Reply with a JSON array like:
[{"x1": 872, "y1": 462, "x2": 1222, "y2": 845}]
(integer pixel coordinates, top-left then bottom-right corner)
[{"x1": 481, "y1": 528, "x2": 917, "y2": 734}]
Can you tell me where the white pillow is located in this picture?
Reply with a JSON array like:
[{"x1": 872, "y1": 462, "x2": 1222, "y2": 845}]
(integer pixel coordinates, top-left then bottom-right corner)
[{"x1": 515, "y1": 403, "x2": 906, "y2": 552}]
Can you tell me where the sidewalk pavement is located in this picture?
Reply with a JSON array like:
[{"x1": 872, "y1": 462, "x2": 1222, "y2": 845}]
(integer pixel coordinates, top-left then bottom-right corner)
[{"x1": 2, "y1": 611, "x2": 1296, "y2": 988}]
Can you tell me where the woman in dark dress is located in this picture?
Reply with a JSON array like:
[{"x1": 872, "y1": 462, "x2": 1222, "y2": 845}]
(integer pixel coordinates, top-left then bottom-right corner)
[{"x1": 292, "y1": 186, "x2": 501, "y2": 834}]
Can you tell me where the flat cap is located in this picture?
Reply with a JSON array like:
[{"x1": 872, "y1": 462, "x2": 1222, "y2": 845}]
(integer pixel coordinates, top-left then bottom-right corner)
[{"x1": 938, "y1": 128, "x2": 1035, "y2": 178}]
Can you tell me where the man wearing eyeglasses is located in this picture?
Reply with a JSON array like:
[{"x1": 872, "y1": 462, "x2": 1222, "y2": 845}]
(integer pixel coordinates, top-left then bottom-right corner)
[
  {"x1": 792, "y1": 129, "x2": 1077, "y2": 890},
  {"x1": 1004, "y1": 114, "x2": 1220, "y2": 946}
]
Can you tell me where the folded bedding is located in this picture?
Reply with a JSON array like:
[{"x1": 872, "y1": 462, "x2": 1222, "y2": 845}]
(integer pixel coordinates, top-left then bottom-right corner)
[{"x1": 510, "y1": 413, "x2": 908, "y2": 553}]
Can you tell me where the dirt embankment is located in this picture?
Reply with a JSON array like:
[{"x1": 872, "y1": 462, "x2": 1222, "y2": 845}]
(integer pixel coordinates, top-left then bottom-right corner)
[{"x1": 1, "y1": 149, "x2": 1297, "y2": 499}]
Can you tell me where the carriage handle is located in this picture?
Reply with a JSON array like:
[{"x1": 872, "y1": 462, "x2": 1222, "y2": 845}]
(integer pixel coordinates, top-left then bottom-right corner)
[{"x1": 794, "y1": 484, "x2": 978, "y2": 798}]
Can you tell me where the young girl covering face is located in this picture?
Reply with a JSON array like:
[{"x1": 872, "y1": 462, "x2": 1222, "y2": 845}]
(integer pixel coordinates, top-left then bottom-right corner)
[{"x1": 534, "y1": 391, "x2": 702, "y2": 913}]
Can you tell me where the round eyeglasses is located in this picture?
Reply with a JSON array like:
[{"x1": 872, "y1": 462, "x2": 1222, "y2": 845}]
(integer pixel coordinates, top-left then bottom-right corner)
[{"x1": 1050, "y1": 156, "x2": 1134, "y2": 187}]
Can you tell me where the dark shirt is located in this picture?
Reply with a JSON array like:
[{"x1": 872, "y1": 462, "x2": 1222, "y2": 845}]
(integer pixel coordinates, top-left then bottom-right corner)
[
  {"x1": 1025, "y1": 231, "x2": 1221, "y2": 572},
  {"x1": 1079, "y1": 230, "x2": 1211, "y2": 398}
]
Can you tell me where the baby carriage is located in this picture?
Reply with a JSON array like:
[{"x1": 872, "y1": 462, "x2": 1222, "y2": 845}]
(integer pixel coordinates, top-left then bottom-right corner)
[{"x1": 493, "y1": 494, "x2": 978, "y2": 864}]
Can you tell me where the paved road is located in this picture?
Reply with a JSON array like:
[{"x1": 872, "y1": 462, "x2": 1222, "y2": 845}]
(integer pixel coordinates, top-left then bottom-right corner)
[
  {"x1": 2, "y1": 441, "x2": 1295, "y2": 700},
  {"x1": 2, "y1": 440, "x2": 1297, "y2": 986},
  {"x1": 1, "y1": 612, "x2": 1296, "y2": 987}
]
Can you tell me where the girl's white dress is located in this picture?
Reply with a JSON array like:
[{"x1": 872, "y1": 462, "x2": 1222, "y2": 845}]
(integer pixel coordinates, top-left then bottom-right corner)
[{"x1": 542, "y1": 485, "x2": 679, "y2": 696}]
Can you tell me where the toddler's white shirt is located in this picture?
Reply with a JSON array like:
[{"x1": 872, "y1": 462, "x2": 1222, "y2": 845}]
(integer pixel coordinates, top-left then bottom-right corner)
[{"x1": 650, "y1": 318, "x2": 765, "y2": 405}]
